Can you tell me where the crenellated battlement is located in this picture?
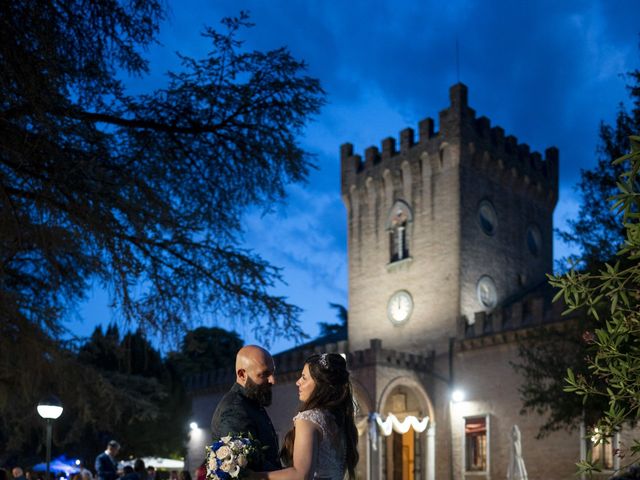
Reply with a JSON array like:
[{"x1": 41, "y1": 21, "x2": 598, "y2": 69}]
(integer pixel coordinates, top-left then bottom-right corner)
[
  {"x1": 339, "y1": 116, "x2": 439, "y2": 179},
  {"x1": 470, "y1": 115, "x2": 559, "y2": 199},
  {"x1": 341, "y1": 83, "x2": 559, "y2": 205},
  {"x1": 458, "y1": 293, "x2": 565, "y2": 343},
  {"x1": 349, "y1": 338, "x2": 435, "y2": 371},
  {"x1": 339, "y1": 106, "x2": 439, "y2": 179}
]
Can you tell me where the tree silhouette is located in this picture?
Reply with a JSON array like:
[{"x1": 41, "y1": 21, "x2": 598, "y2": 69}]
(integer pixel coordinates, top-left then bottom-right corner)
[{"x1": 0, "y1": 2, "x2": 324, "y2": 461}]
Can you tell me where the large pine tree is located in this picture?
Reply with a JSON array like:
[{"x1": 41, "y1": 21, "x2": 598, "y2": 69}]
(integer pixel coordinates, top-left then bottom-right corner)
[{"x1": 0, "y1": 2, "x2": 324, "y2": 461}]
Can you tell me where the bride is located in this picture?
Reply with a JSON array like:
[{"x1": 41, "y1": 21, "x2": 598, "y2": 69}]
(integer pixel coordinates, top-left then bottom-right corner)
[{"x1": 251, "y1": 353, "x2": 359, "y2": 480}]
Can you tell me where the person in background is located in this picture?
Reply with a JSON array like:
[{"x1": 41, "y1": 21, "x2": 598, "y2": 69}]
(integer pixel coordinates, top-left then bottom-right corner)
[
  {"x1": 120, "y1": 467, "x2": 136, "y2": 480},
  {"x1": 145, "y1": 467, "x2": 154, "y2": 480},
  {"x1": 177, "y1": 472, "x2": 190, "y2": 480},
  {"x1": 11, "y1": 468, "x2": 26, "y2": 480},
  {"x1": 77, "y1": 461, "x2": 93, "y2": 480},
  {"x1": 95, "y1": 440, "x2": 120, "y2": 480},
  {"x1": 133, "y1": 460, "x2": 146, "y2": 480},
  {"x1": 1, "y1": 468, "x2": 9, "y2": 480},
  {"x1": 169, "y1": 472, "x2": 178, "y2": 480}
]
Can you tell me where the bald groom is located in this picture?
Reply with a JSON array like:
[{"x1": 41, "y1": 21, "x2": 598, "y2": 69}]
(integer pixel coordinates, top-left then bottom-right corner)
[{"x1": 210, "y1": 345, "x2": 281, "y2": 471}]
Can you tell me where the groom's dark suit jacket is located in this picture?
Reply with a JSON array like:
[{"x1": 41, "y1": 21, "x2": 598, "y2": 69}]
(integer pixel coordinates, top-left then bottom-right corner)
[{"x1": 210, "y1": 382, "x2": 281, "y2": 471}]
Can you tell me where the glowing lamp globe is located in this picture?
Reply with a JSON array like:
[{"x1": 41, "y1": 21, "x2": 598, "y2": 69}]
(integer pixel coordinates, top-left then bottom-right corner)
[{"x1": 37, "y1": 395, "x2": 63, "y2": 419}]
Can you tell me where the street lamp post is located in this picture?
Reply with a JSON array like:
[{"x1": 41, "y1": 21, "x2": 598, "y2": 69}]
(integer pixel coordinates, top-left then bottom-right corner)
[{"x1": 37, "y1": 395, "x2": 64, "y2": 480}]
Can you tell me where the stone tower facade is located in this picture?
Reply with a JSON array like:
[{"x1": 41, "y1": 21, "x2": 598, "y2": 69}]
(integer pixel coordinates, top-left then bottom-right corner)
[{"x1": 341, "y1": 83, "x2": 558, "y2": 355}]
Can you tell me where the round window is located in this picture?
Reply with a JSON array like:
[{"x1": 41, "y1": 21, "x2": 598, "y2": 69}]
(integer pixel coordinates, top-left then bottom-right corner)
[
  {"x1": 477, "y1": 199, "x2": 497, "y2": 236},
  {"x1": 476, "y1": 276, "x2": 497, "y2": 309},
  {"x1": 526, "y1": 224, "x2": 542, "y2": 257}
]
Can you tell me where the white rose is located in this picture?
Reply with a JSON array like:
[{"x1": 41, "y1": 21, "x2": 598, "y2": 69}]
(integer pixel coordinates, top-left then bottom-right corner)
[
  {"x1": 207, "y1": 456, "x2": 218, "y2": 472},
  {"x1": 216, "y1": 445, "x2": 231, "y2": 459},
  {"x1": 236, "y1": 455, "x2": 247, "y2": 468},
  {"x1": 220, "y1": 461, "x2": 233, "y2": 473}
]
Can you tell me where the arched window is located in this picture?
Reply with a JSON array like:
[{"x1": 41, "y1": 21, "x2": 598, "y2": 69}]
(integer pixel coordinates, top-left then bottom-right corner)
[{"x1": 386, "y1": 200, "x2": 413, "y2": 263}]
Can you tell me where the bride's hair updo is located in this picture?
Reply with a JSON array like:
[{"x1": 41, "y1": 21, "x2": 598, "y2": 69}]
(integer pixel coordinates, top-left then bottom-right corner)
[
  {"x1": 280, "y1": 353, "x2": 359, "y2": 479},
  {"x1": 302, "y1": 353, "x2": 352, "y2": 412}
]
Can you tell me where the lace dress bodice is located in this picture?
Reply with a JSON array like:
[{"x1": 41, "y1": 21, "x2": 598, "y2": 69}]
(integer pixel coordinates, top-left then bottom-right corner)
[{"x1": 293, "y1": 408, "x2": 346, "y2": 480}]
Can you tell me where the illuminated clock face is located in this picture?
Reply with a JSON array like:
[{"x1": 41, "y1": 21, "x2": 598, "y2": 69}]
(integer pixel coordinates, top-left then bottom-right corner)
[
  {"x1": 476, "y1": 275, "x2": 497, "y2": 309},
  {"x1": 387, "y1": 290, "x2": 413, "y2": 325}
]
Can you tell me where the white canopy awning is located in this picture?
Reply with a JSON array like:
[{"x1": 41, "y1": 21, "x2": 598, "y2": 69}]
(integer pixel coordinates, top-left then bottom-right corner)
[{"x1": 120, "y1": 458, "x2": 184, "y2": 470}]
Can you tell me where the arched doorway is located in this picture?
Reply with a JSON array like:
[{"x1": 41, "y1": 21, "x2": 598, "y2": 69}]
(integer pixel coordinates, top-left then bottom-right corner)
[
  {"x1": 378, "y1": 377, "x2": 435, "y2": 480},
  {"x1": 386, "y1": 423, "x2": 416, "y2": 480}
]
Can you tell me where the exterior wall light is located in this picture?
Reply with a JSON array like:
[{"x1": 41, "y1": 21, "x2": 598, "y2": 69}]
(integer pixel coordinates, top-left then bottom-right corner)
[{"x1": 451, "y1": 389, "x2": 465, "y2": 403}]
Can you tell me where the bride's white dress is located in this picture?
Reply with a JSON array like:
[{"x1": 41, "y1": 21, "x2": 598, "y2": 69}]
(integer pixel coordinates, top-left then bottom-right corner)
[{"x1": 293, "y1": 408, "x2": 346, "y2": 480}]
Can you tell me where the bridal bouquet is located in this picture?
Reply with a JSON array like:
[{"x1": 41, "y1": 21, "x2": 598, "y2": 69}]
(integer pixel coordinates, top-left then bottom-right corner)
[{"x1": 206, "y1": 435, "x2": 260, "y2": 480}]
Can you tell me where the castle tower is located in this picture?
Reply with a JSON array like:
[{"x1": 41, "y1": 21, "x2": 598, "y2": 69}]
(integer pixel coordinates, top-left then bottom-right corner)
[{"x1": 341, "y1": 83, "x2": 559, "y2": 354}]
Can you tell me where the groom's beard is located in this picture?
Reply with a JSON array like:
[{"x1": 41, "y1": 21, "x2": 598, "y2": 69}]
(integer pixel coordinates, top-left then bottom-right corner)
[{"x1": 245, "y1": 377, "x2": 273, "y2": 406}]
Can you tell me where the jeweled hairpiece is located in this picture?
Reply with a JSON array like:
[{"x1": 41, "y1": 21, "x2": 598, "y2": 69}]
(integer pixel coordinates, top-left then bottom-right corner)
[{"x1": 319, "y1": 353, "x2": 330, "y2": 369}]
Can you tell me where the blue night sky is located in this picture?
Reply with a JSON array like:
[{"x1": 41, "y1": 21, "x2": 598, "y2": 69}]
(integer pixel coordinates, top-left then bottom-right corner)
[{"x1": 76, "y1": 0, "x2": 639, "y2": 353}]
